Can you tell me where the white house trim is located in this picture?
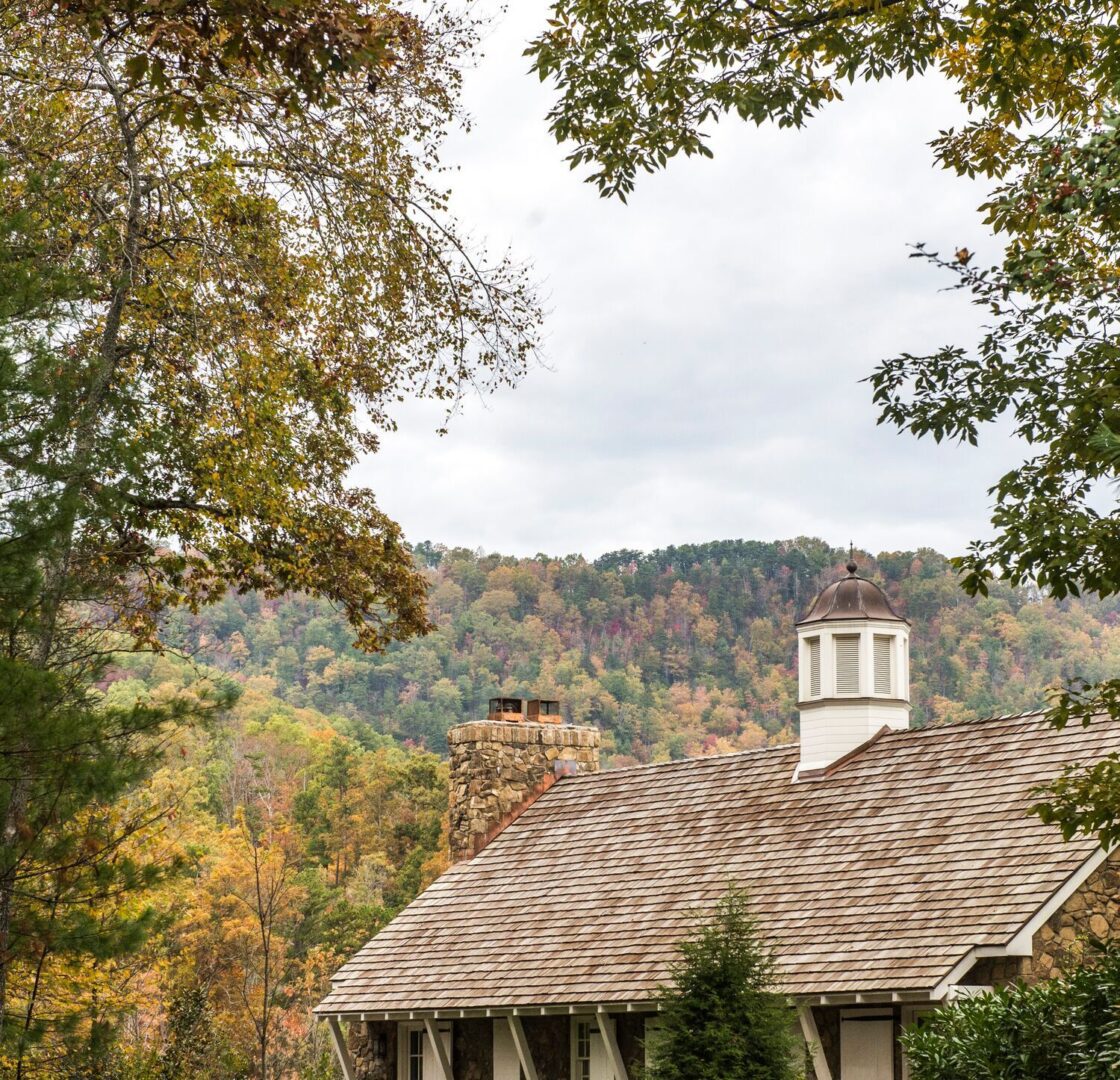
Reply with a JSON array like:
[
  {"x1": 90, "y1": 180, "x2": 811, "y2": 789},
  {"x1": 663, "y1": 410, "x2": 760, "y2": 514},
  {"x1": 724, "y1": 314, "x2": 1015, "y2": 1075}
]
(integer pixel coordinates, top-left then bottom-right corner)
[
  {"x1": 424, "y1": 1018, "x2": 454, "y2": 1080},
  {"x1": 595, "y1": 1008, "x2": 629, "y2": 1080},
  {"x1": 327, "y1": 1016, "x2": 358, "y2": 1080},
  {"x1": 931, "y1": 845, "x2": 1112, "y2": 1000},
  {"x1": 1003, "y1": 845, "x2": 1111, "y2": 954},
  {"x1": 796, "y1": 1005, "x2": 833, "y2": 1080},
  {"x1": 319, "y1": 1001, "x2": 658, "y2": 1023},
  {"x1": 507, "y1": 1016, "x2": 539, "y2": 1080}
]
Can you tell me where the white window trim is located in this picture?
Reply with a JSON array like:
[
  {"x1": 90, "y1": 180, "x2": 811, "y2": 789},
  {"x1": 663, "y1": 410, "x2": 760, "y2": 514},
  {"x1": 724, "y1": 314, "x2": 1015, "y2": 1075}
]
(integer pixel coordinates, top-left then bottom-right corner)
[
  {"x1": 397, "y1": 1022, "x2": 451, "y2": 1080},
  {"x1": 398, "y1": 1022, "x2": 425, "y2": 1080},
  {"x1": 570, "y1": 1017, "x2": 593, "y2": 1080}
]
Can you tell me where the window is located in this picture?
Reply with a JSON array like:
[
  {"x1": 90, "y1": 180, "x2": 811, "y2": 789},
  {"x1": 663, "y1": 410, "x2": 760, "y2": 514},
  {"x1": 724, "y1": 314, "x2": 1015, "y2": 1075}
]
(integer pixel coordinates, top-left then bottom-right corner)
[
  {"x1": 574, "y1": 1019, "x2": 592, "y2": 1080},
  {"x1": 806, "y1": 637, "x2": 821, "y2": 698},
  {"x1": 408, "y1": 1028, "x2": 424, "y2": 1080},
  {"x1": 835, "y1": 634, "x2": 860, "y2": 695},
  {"x1": 874, "y1": 635, "x2": 892, "y2": 696}
]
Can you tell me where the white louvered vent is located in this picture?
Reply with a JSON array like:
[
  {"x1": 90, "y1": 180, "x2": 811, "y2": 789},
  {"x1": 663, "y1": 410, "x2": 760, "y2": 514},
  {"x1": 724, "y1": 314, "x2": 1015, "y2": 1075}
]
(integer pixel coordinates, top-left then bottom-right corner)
[
  {"x1": 874, "y1": 635, "x2": 892, "y2": 696},
  {"x1": 807, "y1": 637, "x2": 821, "y2": 698},
  {"x1": 835, "y1": 635, "x2": 860, "y2": 695}
]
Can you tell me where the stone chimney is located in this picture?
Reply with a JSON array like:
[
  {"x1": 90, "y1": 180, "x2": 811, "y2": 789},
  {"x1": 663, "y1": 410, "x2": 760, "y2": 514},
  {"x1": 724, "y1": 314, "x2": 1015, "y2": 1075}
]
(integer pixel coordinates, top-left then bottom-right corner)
[{"x1": 448, "y1": 698, "x2": 600, "y2": 861}]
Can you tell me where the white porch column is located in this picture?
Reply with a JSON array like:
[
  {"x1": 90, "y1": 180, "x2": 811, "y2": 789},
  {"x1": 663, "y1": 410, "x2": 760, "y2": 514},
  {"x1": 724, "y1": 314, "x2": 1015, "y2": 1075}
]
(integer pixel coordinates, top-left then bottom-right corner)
[{"x1": 327, "y1": 1016, "x2": 358, "y2": 1080}]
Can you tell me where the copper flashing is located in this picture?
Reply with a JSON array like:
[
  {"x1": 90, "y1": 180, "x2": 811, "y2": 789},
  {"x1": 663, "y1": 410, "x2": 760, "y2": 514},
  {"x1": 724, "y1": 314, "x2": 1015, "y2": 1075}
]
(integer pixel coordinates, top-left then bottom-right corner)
[{"x1": 797, "y1": 562, "x2": 908, "y2": 626}]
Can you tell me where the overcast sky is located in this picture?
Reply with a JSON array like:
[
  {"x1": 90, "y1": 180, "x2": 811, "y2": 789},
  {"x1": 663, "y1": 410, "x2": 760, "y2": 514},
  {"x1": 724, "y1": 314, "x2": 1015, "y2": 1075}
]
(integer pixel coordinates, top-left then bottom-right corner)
[{"x1": 355, "y1": 3, "x2": 1022, "y2": 561}]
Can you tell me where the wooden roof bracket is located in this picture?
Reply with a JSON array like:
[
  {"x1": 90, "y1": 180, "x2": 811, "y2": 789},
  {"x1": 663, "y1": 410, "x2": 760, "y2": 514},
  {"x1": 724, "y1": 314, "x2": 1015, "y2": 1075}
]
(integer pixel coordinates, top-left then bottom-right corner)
[
  {"x1": 596, "y1": 1008, "x2": 630, "y2": 1080},
  {"x1": 327, "y1": 1016, "x2": 358, "y2": 1080},
  {"x1": 797, "y1": 1005, "x2": 833, "y2": 1080},
  {"x1": 425, "y1": 1017, "x2": 454, "y2": 1080},
  {"x1": 508, "y1": 1016, "x2": 539, "y2": 1080}
]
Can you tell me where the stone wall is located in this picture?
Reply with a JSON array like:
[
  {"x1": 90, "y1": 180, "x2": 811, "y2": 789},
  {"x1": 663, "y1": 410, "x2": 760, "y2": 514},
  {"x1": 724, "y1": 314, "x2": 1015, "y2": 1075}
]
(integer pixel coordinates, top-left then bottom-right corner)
[
  {"x1": 807, "y1": 1007, "x2": 839, "y2": 1080},
  {"x1": 615, "y1": 1014, "x2": 650, "y2": 1074},
  {"x1": 348, "y1": 1019, "x2": 396, "y2": 1080},
  {"x1": 521, "y1": 1016, "x2": 570, "y2": 1080},
  {"x1": 448, "y1": 720, "x2": 600, "y2": 861},
  {"x1": 1027, "y1": 854, "x2": 1120, "y2": 983}
]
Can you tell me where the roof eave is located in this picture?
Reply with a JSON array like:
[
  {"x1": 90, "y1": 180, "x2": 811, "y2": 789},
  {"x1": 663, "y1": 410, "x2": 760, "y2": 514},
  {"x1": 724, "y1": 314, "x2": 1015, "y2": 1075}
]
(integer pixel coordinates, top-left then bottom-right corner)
[{"x1": 313, "y1": 1000, "x2": 661, "y2": 1022}]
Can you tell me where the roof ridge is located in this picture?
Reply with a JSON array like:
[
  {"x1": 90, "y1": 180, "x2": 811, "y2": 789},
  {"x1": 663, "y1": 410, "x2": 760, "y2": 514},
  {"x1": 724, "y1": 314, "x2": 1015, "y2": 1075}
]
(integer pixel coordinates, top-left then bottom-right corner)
[
  {"x1": 559, "y1": 739, "x2": 798, "y2": 782},
  {"x1": 570, "y1": 711, "x2": 1053, "y2": 783},
  {"x1": 883, "y1": 709, "x2": 1050, "y2": 737}
]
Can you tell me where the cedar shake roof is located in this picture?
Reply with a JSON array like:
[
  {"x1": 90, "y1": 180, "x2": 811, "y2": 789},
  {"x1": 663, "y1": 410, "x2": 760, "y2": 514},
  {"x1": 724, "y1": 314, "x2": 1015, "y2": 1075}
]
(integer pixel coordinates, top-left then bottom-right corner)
[{"x1": 317, "y1": 713, "x2": 1116, "y2": 1015}]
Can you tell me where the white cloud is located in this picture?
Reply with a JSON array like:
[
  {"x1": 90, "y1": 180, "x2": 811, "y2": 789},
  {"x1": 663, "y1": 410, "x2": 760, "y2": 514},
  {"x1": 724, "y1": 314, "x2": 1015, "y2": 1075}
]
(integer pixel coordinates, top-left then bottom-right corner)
[{"x1": 354, "y1": 2, "x2": 1024, "y2": 560}]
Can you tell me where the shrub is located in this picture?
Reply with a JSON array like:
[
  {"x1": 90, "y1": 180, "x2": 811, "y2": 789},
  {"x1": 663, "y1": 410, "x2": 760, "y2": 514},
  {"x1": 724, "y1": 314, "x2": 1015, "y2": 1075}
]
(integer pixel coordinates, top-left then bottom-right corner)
[{"x1": 904, "y1": 945, "x2": 1120, "y2": 1079}]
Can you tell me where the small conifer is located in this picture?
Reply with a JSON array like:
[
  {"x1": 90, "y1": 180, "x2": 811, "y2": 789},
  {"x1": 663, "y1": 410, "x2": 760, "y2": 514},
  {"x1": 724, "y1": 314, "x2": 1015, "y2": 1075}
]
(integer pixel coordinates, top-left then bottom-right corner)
[{"x1": 645, "y1": 886, "x2": 801, "y2": 1080}]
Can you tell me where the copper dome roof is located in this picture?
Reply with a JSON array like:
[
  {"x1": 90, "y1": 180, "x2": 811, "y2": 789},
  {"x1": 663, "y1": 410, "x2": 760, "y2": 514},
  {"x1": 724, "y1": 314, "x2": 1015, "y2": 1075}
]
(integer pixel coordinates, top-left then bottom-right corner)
[{"x1": 797, "y1": 561, "x2": 908, "y2": 626}]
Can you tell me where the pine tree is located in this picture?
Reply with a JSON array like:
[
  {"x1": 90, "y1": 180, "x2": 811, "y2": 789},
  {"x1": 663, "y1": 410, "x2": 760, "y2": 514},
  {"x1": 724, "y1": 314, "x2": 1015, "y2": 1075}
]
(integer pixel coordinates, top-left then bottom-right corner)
[{"x1": 646, "y1": 887, "x2": 800, "y2": 1080}]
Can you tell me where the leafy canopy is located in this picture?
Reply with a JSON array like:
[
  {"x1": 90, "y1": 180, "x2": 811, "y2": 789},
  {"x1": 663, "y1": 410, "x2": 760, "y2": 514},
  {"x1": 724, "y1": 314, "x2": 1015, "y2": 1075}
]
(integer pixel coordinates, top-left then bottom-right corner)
[
  {"x1": 0, "y1": 0, "x2": 539, "y2": 655},
  {"x1": 0, "y1": 0, "x2": 538, "y2": 1066},
  {"x1": 903, "y1": 944, "x2": 1120, "y2": 1080},
  {"x1": 527, "y1": 0, "x2": 1114, "y2": 200}
]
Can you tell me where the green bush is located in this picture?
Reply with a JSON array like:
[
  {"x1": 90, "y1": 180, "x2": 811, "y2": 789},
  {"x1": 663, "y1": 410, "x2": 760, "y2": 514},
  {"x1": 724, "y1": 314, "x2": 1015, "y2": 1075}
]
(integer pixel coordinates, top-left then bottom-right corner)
[{"x1": 904, "y1": 946, "x2": 1120, "y2": 1079}]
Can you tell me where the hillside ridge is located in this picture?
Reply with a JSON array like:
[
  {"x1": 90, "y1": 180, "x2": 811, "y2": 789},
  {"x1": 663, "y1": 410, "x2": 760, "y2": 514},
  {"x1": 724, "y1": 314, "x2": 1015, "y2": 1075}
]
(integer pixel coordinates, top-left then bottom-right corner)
[{"x1": 132, "y1": 536, "x2": 1120, "y2": 767}]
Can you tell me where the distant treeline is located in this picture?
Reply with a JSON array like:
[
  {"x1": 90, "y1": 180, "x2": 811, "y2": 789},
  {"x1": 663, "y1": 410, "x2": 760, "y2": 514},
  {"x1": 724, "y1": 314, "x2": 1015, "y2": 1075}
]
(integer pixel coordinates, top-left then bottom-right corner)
[{"x1": 150, "y1": 537, "x2": 1120, "y2": 765}]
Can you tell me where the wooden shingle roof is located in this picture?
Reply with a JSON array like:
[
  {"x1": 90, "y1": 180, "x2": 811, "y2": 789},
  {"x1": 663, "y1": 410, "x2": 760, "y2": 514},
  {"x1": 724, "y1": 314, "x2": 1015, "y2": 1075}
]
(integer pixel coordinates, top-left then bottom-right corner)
[{"x1": 317, "y1": 713, "x2": 1117, "y2": 1014}]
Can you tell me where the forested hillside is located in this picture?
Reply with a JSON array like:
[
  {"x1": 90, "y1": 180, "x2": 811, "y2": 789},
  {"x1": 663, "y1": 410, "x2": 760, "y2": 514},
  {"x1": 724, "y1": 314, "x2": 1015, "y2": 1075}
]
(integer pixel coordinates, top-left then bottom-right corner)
[
  {"x1": 27, "y1": 536, "x2": 1117, "y2": 1076},
  {"x1": 154, "y1": 537, "x2": 1120, "y2": 766}
]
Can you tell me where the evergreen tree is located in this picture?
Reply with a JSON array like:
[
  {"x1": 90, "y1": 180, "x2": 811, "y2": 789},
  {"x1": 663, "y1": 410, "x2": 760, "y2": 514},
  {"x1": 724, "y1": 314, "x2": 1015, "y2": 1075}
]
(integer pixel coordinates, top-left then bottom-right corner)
[{"x1": 646, "y1": 886, "x2": 800, "y2": 1080}]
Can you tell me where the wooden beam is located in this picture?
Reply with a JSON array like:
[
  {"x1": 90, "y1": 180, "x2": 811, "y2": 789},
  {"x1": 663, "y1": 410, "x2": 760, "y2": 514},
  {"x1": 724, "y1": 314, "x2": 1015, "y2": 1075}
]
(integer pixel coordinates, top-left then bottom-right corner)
[
  {"x1": 425, "y1": 1018, "x2": 454, "y2": 1080},
  {"x1": 596, "y1": 1009, "x2": 629, "y2": 1080},
  {"x1": 507, "y1": 1016, "x2": 539, "y2": 1080},
  {"x1": 326, "y1": 1017, "x2": 358, "y2": 1080},
  {"x1": 797, "y1": 1005, "x2": 833, "y2": 1080}
]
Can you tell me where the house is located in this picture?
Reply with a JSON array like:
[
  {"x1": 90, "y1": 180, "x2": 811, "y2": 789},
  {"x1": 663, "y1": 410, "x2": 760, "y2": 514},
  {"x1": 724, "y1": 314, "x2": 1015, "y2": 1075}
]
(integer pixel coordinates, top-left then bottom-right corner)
[{"x1": 315, "y1": 563, "x2": 1120, "y2": 1080}]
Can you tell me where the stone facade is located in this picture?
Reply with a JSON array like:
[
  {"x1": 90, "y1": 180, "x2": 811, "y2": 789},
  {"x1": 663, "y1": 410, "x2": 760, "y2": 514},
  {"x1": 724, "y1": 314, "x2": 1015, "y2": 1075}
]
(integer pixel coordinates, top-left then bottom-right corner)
[
  {"x1": 614, "y1": 1014, "x2": 648, "y2": 1075},
  {"x1": 448, "y1": 720, "x2": 600, "y2": 861},
  {"x1": 1028, "y1": 854, "x2": 1120, "y2": 983},
  {"x1": 349, "y1": 1020, "x2": 396, "y2": 1080},
  {"x1": 958, "y1": 851, "x2": 1120, "y2": 989},
  {"x1": 522, "y1": 1016, "x2": 572, "y2": 1080},
  {"x1": 453, "y1": 1019, "x2": 492, "y2": 1080}
]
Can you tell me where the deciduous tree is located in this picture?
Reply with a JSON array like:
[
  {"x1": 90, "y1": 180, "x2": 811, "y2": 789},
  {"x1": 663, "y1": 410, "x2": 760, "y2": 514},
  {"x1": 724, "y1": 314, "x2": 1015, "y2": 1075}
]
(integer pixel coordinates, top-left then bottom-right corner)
[{"x1": 0, "y1": 0, "x2": 538, "y2": 1062}]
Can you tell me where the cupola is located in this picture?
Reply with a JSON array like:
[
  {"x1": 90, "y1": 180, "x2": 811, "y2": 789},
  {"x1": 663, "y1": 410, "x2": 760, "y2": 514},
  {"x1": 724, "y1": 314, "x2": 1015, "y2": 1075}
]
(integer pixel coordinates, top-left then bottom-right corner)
[{"x1": 795, "y1": 559, "x2": 910, "y2": 777}]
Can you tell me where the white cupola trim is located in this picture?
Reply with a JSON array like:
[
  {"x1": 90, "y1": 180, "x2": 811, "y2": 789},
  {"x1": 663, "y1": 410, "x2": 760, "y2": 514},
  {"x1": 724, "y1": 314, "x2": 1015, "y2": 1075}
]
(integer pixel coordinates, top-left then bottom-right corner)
[{"x1": 795, "y1": 560, "x2": 911, "y2": 778}]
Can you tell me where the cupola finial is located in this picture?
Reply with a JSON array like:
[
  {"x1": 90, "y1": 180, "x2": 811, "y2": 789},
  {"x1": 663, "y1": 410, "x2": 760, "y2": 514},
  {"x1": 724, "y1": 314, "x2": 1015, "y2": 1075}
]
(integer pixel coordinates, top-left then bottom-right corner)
[{"x1": 847, "y1": 542, "x2": 857, "y2": 576}]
